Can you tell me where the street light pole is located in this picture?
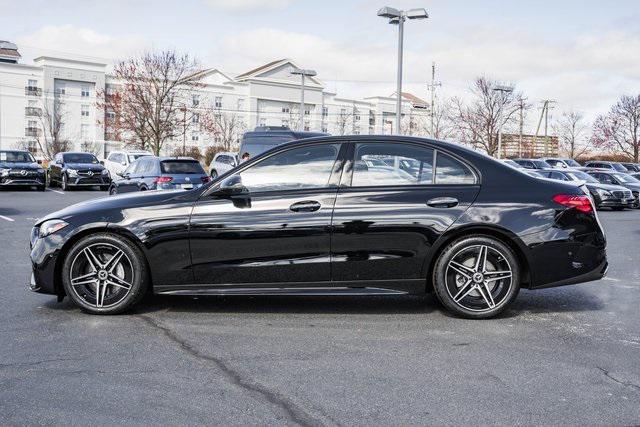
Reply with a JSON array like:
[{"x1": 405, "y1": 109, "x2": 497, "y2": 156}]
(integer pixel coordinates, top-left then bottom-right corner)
[
  {"x1": 492, "y1": 85, "x2": 514, "y2": 159},
  {"x1": 378, "y1": 6, "x2": 428, "y2": 135},
  {"x1": 291, "y1": 68, "x2": 317, "y2": 131}
]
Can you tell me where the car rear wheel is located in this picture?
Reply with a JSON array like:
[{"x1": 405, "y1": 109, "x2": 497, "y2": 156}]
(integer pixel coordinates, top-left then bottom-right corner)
[
  {"x1": 61, "y1": 233, "x2": 149, "y2": 314},
  {"x1": 432, "y1": 235, "x2": 520, "y2": 319}
]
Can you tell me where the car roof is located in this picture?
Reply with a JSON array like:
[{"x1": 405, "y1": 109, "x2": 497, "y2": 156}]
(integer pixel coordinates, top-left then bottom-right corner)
[
  {"x1": 243, "y1": 130, "x2": 329, "y2": 140},
  {"x1": 0, "y1": 149, "x2": 29, "y2": 153},
  {"x1": 157, "y1": 156, "x2": 199, "y2": 161},
  {"x1": 61, "y1": 151, "x2": 96, "y2": 155}
]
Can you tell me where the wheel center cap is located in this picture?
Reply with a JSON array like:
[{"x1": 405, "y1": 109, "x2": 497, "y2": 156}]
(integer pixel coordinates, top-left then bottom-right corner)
[
  {"x1": 472, "y1": 272, "x2": 484, "y2": 283},
  {"x1": 97, "y1": 270, "x2": 108, "y2": 281}
]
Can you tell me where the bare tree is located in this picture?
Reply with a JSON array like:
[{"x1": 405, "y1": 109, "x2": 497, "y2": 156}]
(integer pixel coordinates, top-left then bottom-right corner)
[
  {"x1": 592, "y1": 94, "x2": 640, "y2": 161},
  {"x1": 36, "y1": 97, "x2": 70, "y2": 160},
  {"x1": 201, "y1": 108, "x2": 246, "y2": 152},
  {"x1": 430, "y1": 98, "x2": 456, "y2": 140},
  {"x1": 335, "y1": 108, "x2": 352, "y2": 136},
  {"x1": 554, "y1": 110, "x2": 590, "y2": 159},
  {"x1": 451, "y1": 77, "x2": 526, "y2": 156},
  {"x1": 80, "y1": 140, "x2": 101, "y2": 156},
  {"x1": 100, "y1": 50, "x2": 204, "y2": 155}
]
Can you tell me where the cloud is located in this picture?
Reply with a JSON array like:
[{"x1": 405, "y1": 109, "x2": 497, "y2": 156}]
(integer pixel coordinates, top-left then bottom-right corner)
[
  {"x1": 204, "y1": 0, "x2": 295, "y2": 12},
  {"x1": 209, "y1": 25, "x2": 640, "y2": 122},
  {"x1": 16, "y1": 25, "x2": 148, "y2": 64}
]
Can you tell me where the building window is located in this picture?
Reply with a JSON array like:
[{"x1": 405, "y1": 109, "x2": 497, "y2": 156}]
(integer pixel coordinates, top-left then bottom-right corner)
[
  {"x1": 27, "y1": 140, "x2": 38, "y2": 154},
  {"x1": 81, "y1": 86, "x2": 90, "y2": 97},
  {"x1": 81, "y1": 124, "x2": 90, "y2": 139},
  {"x1": 55, "y1": 83, "x2": 66, "y2": 96},
  {"x1": 321, "y1": 125, "x2": 328, "y2": 133},
  {"x1": 354, "y1": 126, "x2": 361, "y2": 135},
  {"x1": 192, "y1": 113, "x2": 199, "y2": 124},
  {"x1": 105, "y1": 84, "x2": 115, "y2": 95},
  {"x1": 259, "y1": 118, "x2": 267, "y2": 127},
  {"x1": 304, "y1": 108, "x2": 310, "y2": 115},
  {"x1": 340, "y1": 108, "x2": 346, "y2": 116},
  {"x1": 282, "y1": 106, "x2": 290, "y2": 114},
  {"x1": 322, "y1": 106, "x2": 328, "y2": 117},
  {"x1": 106, "y1": 110, "x2": 116, "y2": 121},
  {"x1": 354, "y1": 112, "x2": 361, "y2": 121},
  {"x1": 81, "y1": 105, "x2": 90, "y2": 117},
  {"x1": 28, "y1": 79, "x2": 37, "y2": 88},
  {"x1": 304, "y1": 122, "x2": 310, "y2": 131},
  {"x1": 215, "y1": 96, "x2": 223, "y2": 108},
  {"x1": 192, "y1": 94, "x2": 200, "y2": 107},
  {"x1": 191, "y1": 133, "x2": 199, "y2": 142},
  {"x1": 237, "y1": 98, "x2": 245, "y2": 111}
]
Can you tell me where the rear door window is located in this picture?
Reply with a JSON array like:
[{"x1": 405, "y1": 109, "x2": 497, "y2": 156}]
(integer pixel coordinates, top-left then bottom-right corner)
[
  {"x1": 435, "y1": 152, "x2": 476, "y2": 184},
  {"x1": 352, "y1": 143, "x2": 434, "y2": 186}
]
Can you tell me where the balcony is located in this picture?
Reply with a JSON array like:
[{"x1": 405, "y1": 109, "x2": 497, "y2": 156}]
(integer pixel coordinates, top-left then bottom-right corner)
[
  {"x1": 25, "y1": 87, "x2": 42, "y2": 96},
  {"x1": 25, "y1": 107, "x2": 42, "y2": 117},
  {"x1": 25, "y1": 127, "x2": 41, "y2": 137}
]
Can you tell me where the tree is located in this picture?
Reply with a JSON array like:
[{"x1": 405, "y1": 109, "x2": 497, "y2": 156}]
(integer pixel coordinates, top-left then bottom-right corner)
[
  {"x1": 592, "y1": 94, "x2": 640, "y2": 161},
  {"x1": 335, "y1": 108, "x2": 352, "y2": 136},
  {"x1": 554, "y1": 110, "x2": 590, "y2": 159},
  {"x1": 430, "y1": 98, "x2": 456, "y2": 140},
  {"x1": 201, "y1": 108, "x2": 246, "y2": 152},
  {"x1": 100, "y1": 50, "x2": 204, "y2": 155},
  {"x1": 170, "y1": 145, "x2": 203, "y2": 162},
  {"x1": 451, "y1": 77, "x2": 526, "y2": 156},
  {"x1": 36, "y1": 96, "x2": 70, "y2": 160}
]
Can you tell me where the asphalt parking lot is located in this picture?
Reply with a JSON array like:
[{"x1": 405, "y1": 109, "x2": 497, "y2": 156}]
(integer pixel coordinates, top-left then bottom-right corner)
[{"x1": 1, "y1": 189, "x2": 639, "y2": 426}]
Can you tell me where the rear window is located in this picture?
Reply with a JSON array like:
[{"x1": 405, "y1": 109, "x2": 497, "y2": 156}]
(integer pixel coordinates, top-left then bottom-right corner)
[
  {"x1": 240, "y1": 135, "x2": 295, "y2": 158},
  {"x1": 160, "y1": 160, "x2": 204, "y2": 174}
]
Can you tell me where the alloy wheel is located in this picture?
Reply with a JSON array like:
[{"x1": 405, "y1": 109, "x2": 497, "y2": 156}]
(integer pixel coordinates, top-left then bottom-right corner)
[
  {"x1": 69, "y1": 242, "x2": 134, "y2": 308},
  {"x1": 445, "y1": 245, "x2": 513, "y2": 312}
]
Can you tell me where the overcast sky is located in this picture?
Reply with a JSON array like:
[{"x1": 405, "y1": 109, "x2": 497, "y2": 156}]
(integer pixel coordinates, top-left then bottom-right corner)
[{"x1": 2, "y1": 0, "x2": 639, "y2": 129}]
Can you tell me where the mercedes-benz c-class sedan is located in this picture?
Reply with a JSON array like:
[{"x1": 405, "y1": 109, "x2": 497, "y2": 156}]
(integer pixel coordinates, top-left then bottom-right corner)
[{"x1": 29, "y1": 136, "x2": 607, "y2": 319}]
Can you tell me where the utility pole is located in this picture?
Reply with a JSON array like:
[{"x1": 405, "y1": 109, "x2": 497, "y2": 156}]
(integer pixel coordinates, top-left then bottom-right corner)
[
  {"x1": 291, "y1": 68, "x2": 317, "y2": 131},
  {"x1": 534, "y1": 100, "x2": 556, "y2": 156},
  {"x1": 427, "y1": 61, "x2": 442, "y2": 138},
  {"x1": 518, "y1": 99, "x2": 524, "y2": 157}
]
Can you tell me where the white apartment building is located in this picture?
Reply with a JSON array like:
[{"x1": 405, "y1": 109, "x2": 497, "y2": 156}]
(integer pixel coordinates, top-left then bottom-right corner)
[{"x1": 0, "y1": 42, "x2": 430, "y2": 158}]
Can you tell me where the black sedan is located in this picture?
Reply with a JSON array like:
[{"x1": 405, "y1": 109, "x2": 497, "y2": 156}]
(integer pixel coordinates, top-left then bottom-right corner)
[
  {"x1": 512, "y1": 158, "x2": 552, "y2": 169},
  {"x1": 535, "y1": 169, "x2": 634, "y2": 210},
  {"x1": 29, "y1": 136, "x2": 607, "y2": 319},
  {"x1": 586, "y1": 170, "x2": 640, "y2": 208},
  {"x1": 0, "y1": 150, "x2": 46, "y2": 190},
  {"x1": 48, "y1": 152, "x2": 111, "y2": 191}
]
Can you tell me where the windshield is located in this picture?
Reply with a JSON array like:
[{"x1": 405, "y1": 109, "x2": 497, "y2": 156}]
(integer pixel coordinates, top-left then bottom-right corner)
[
  {"x1": 533, "y1": 160, "x2": 552, "y2": 168},
  {"x1": 0, "y1": 151, "x2": 36, "y2": 163},
  {"x1": 160, "y1": 160, "x2": 205, "y2": 174},
  {"x1": 241, "y1": 142, "x2": 281, "y2": 158},
  {"x1": 611, "y1": 163, "x2": 627, "y2": 172},
  {"x1": 613, "y1": 173, "x2": 640, "y2": 183},
  {"x1": 128, "y1": 154, "x2": 150, "y2": 162},
  {"x1": 63, "y1": 153, "x2": 99, "y2": 164},
  {"x1": 564, "y1": 159, "x2": 581, "y2": 167},
  {"x1": 566, "y1": 171, "x2": 599, "y2": 183}
]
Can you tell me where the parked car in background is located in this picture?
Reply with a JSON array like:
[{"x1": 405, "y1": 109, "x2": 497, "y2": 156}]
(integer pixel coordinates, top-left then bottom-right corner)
[
  {"x1": 103, "y1": 150, "x2": 153, "y2": 179},
  {"x1": 48, "y1": 152, "x2": 110, "y2": 191},
  {"x1": 540, "y1": 157, "x2": 582, "y2": 169},
  {"x1": 512, "y1": 158, "x2": 552, "y2": 169},
  {"x1": 238, "y1": 126, "x2": 328, "y2": 159},
  {"x1": 586, "y1": 170, "x2": 640, "y2": 208},
  {"x1": 620, "y1": 162, "x2": 640, "y2": 172},
  {"x1": 208, "y1": 152, "x2": 238, "y2": 179},
  {"x1": 583, "y1": 161, "x2": 628, "y2": 172},
  {"x1": 536, "y1": 168, "x2": 634, "y2": 210},
  {"x1": 0, "y1": 150, "x2": 46, "y2": 191},
  {"x1": 501, "y1": 159, "x2": 523, "y2": 168},
  {"x1": 109, "y1": 156, "x2": 210, "y2": 195}
]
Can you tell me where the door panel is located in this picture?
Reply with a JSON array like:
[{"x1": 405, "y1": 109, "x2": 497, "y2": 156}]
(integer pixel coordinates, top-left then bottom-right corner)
[{"x1": 189, "y1": 189, "x2": 337, "y2": 285}]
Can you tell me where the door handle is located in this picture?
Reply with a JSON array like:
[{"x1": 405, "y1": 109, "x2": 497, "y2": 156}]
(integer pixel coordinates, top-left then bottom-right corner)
[
  {"x1": 290, "y1": 200, "x2": 321, "y2": 212},
  {"x1": 427, "y1": 197, "x2": 459, "y2": 208}
]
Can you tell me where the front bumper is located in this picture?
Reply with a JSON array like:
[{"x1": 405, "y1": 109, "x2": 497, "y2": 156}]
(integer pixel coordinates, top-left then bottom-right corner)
[
  {"x1": 598, "y1": 197, "x2": 635, "y2": 208},
  {"x1": 66, "y1": 175, "x2": 110, "y2": 186},
  {"x1": 0, "y1": 176, "x2": 45, "y2": 186}
]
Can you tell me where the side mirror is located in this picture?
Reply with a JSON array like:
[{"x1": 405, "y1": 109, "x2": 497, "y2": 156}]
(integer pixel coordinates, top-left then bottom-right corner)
[
  {"x1": 117, "y1": 172, "x2": 128, "y2": 178},
  {"x1": 121, "y1": 161, "x2": 127, "y2": 166},
  {"x1": 99, "y1": 160, "x2": 104, "y2": 165},
  {"x1": 218, "y1": 175, "x2": 247, "y2": 196}
]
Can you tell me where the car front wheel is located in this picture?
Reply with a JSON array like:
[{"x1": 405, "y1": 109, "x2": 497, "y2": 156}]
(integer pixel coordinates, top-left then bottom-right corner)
[
  {"x1": 432, "y1": 235, "x2": 520, "y2": 319},
  {"x1": 61, "y1": 174, "x2": 68, "y2": 191},
  {"x1": 61, "y1": 233, "x2": 149, "y2": 314}
]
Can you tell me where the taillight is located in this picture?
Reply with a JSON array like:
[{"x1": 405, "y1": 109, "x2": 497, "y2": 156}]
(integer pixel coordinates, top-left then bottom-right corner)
[
  {"x1": 154, "y1": 176, "x2": 173, "y2": 184},
  {"x1": 553, "y1": 194, "x2": 593, "y2": 213},
  {"x1": 201, "y1": 176, "x2": 211, "y2": 183}
]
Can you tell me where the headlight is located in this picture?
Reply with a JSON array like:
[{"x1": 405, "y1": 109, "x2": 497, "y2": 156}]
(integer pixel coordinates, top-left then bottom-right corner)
[
  {"x1": 67, "y1": 169, "x2": 78, "y2": 177},
  {"x1": 101, "y1": 169, "x2": 109, "y2": 175},
  {"x1": 595, "y1": 189, "x2": 612, "y2": 198},
  {"x1": 38, "y1": 219, "x2": 69, "y2": 238},
  {"x1": 0, "y1": 168, "x2": 9, "y2": 177},
  {"x1": 37, "y1": 168, "x2": 45, "y2": 174}
]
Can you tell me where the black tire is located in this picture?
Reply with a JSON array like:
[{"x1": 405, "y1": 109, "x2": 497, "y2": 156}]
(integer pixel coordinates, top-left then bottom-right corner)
[
  {"x1": 109, "y1": 186, "x2": 117, "y2": 196},
  {"x1": 61, "y1": 233, "x2": 149, "y2": 315},
  {"x1": 61, "y1": 174, "x2": 68, "y2": 191},
  {"x1": 37, "y1": 185, "x2": 45, "y2": 191},
  {"x1": 432, "y1": 235, "x2": 520, "y2": 319}
]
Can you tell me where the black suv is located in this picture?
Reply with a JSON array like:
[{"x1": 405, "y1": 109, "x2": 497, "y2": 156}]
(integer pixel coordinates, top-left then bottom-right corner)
[
  {"x1": 587, "y1": 170, "x2": 640, "y2": 208},
  {"x1": 48, "y1": 152, "x2": 110, "y2": 191},
  {"x1": 239, "y1": 126, "x2": 328, "y2": 159},
  {"x1": 0, "y1": 150, "x2": 46, "y2": 191}
]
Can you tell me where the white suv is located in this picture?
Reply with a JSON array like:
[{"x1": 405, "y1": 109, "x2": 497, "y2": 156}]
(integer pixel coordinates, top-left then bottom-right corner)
[
  {"x1": 103, "y1": 150, "x2": 153, "y2": 178},
  {"x1": 208, "y1": 152, "x2": 238, "y2": 178}
]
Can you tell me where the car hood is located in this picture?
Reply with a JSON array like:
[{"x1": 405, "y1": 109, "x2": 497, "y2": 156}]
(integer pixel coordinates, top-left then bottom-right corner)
[
  {"x1": 64, "y1": 163, "x2": 104, "y2": 171},
  {"x1": 0, "y1": 161, "x2": 40, "y2": 170},
  {"x1": 36, "y1": 189, "x2": 200, "y2": 225},
  {"x1": 586, "y1": 182, "x2": 629, "y2": 192},
  {"x1": 621, "y1": 183, "x2": 640, "y2": 191}
]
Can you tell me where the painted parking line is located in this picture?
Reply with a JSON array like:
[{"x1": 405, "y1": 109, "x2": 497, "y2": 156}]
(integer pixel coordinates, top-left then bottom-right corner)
[
  {"x1": 0, "y1": 215, "x2": 15, "y2": 222},
  {"x1": 47, "y1": 189, "x2": 65, "y2": 195}
]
